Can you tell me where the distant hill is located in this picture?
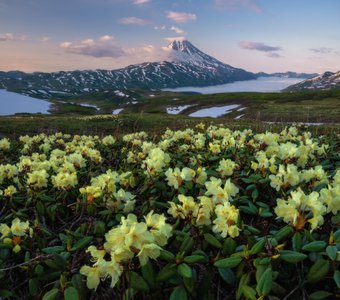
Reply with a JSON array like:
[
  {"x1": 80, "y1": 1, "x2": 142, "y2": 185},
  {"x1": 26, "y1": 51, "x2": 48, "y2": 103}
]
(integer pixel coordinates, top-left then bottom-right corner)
[
  {"x1": 257, "y1": 72, "x2": 318, "y2": 79},
  {"x1": 282, "y1": 71, "x2": 340, "y2": 92}
]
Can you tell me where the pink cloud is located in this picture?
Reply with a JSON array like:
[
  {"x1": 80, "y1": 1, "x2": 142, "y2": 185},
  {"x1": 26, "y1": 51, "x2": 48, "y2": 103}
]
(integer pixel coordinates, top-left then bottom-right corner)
[
  {"x1": 118, "y1": 17, "x2": 152, "y2": 26},
  {"x1": 166, "y1": 11, "x2": 197, "y2": 23}
]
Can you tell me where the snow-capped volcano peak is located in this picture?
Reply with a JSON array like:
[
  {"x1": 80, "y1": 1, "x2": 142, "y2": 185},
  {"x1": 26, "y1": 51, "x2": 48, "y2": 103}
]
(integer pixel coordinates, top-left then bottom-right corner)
[
  {"x1": 167, "y1": 39, "x2": 198, "y2": 56},
  {"x1": 163, "y1": 39, "x2": 224, "y2": 66}
]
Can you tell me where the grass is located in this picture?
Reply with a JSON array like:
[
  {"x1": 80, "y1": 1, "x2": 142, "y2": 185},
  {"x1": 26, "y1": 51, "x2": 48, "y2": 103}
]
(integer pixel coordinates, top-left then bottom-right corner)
[
  {"x1": 0, "y1": 113, "x2": 339, "y2": 139},
  {"x1": 0, "y1": 90, "x2": 339, "y2": 137}
]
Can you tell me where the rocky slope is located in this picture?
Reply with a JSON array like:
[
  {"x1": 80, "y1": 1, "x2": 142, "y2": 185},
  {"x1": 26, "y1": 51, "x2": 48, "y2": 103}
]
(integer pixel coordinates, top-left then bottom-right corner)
[{"x1": 282, "y1": 71, "x2": 340, "y2": 92}]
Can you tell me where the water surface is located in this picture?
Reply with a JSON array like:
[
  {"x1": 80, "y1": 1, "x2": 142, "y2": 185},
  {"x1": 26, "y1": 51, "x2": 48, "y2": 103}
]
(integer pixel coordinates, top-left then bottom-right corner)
[
  {"x1": 0, "y1": 89, "x2": 51, "y2": 115},
  {"x1": 163, "y1": 77, "x2": 303, "y2": 94}
]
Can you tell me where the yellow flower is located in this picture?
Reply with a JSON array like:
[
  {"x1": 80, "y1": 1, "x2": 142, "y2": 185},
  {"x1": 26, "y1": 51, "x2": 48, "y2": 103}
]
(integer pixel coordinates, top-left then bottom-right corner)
[
  {"x1": 181, "y1": 167, "x2": 196, "y2": 182},
  {"x1": 0, "y1": 224, "x2": 11, "y2": 238},
  {"x1": 165, "y1": 168, "x2": 182, "y2": 189},
  {"x1": 0, "y1": 138, "x2": 10, "y2": 150},
  {"x1": 13, "y1": 244, "x2": 21, "y2": 253},
  {"x1": 87, "y1": 246, "x2": 106, "y2": 263},
  {"x1": 137, "y1": 243, "x2": 161, "y2": 266},
  {"x1": 27, "y1": 170, "x2": 49, "y2": 189},
  {"x1": 96, "y1": 260, "x2": 123, "y2": 288},
  {"x1": 274, "y1": 188, "x2": 327, "y2": 231},
  {"x1": 51, "y1": 172, "x2": 78, "y2": 190},
  {"x1": 11, "y1": 218, "x2": 30, "y2": 236},
  {"x1": 213, "y1": 202, "x2": 240, "y2": 238},
  {"x1": 217, "y1": 159, "x2": 238, "y2": 177},
  {"x1": 80, "y1": 266, "x2": 101, "y2": 290},
  {"x1": 4, "y1": 185, "x2": 17, "y2": 197}
]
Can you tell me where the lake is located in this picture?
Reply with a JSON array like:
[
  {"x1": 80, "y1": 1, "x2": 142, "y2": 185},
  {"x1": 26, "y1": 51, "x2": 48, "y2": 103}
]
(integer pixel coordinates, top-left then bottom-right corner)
[
  {"x1": 0, "y1": 89, "x2": 51, "y2": 115},
  {"x1": 163, "y1": 77, "x2": 303, "y2": 94}
]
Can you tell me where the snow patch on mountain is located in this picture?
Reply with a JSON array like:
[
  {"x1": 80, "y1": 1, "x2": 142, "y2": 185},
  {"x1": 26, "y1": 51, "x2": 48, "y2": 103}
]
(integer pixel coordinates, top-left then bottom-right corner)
[{"x1": 283, "y1": 71, "x2": 340, "y2": 92}]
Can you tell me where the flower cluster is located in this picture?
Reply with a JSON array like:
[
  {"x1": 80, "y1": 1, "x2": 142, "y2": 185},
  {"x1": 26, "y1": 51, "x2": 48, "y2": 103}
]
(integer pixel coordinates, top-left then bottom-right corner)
[
  {"x1": 274, "y1": 188, "x2": 327, "y2": 231},
  {"x1": 0, "y1": 218, "x2": 33, "y2": 253},
  {"x1": 80, "y1": 212, "x2": 172, "y2": 290}
]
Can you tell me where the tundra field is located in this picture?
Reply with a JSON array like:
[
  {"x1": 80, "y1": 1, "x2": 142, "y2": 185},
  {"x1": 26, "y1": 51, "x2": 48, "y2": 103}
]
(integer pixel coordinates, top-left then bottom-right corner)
[{"x1": 0, "y1": 122, "x2": 339, "y2": 300}]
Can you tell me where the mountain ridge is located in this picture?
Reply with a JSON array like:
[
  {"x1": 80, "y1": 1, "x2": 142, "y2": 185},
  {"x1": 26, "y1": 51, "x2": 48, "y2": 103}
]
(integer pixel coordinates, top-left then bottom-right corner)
[
  {"x1": 282, "y1": 71, "x2": 340, "y2": 92},
  {"x1": 0, "y1": 39, "x2": 318, "y2": 99}
]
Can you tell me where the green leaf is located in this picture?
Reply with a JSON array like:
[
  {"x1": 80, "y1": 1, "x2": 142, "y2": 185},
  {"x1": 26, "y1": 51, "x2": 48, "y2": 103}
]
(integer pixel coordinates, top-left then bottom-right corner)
[
  {"x1": 52, "y1": 253, "x2": 68, "y2": 269},
  {"x1": 180, "y1": 236, "x2": 194, "y2": 254},
  {"x1": 302, "y1": 241, "x2": 326, "y2": 252},
  {"x1": 141, "y1": 261, "x2": 156, "y2": 289},
  {"x1": 309, "y1": 291, "x2": 333, "y2": 300},
  {"x1": 334, "y1": 228, "x2": 340, "y2": 243},
  {"x1": 239, "y1": 205, "x2": 258, "y2": 215},
  {"x1": 35, "y1": 264, "x2": 44, "y2": 275},
  {"x1": 70, "y1": 236, "x2": 93, "y2": 251},
  {"x1": 127, "y1": 271, "x2": 149, "y2": 292},
  {"x1": 334, "y1": 270, "x2": 340, "y2": 288},
  {"x1": 29, "y1": 278, "x2": 39, "y2": 296},
  {"x1": 214, "y1": 256, "x2": 242, "y2": 268},
  {"x1": 249, "y1": 239, "x2": 266, "y2": 255},
  {"x1": 246, "y1": 184, "x2": 256, "y2": 191},
  {"x1": 244, "y1": 225, "x2": 261, "y2": 235},
  {"x1": 170, "y1": 286, "x2": 187, "y2": 300},
  {"x1": 222, "y1": 237, "x2": 237, "y2": 255},
  {"x1": 183, "y1": 276, "x2": 195, "y2": 293},
  {"x1": 242, "y1": 285, "x2": 257, "y2": 300},
  {"x1": 218, "y1": 268, "x2": 236, "y2": 285},
  {"x1": 183, "y1": 255, "x2": 207, "y2": 264},
  {"x1": 292, "y1": 232, "x2": 302, "y2": 252},
  {"x1": 274, "y1": 226, "x2": 293, "y2": 242},
  {"x1": 42, "y1": 288, "x2": 59, "y2": 300},
  {"x1": 204, "y1": 233, "x2": 222, "y2": 249},
  {"x1": 71, "y1": 274, "x2": 86, "y2": 300},
  {"x1": 0, "y1": 290, "x2": 13, "y2": 299},
  {"x1": 178, "y1": 263, "x2": 192, "y2": 278},
  {"x1": 156, "y1": 264, "x2": 177, "y2": 282},
  {"x1": 256, "y1": 267, "x2": 272, "y2": 296},
  {"x1": 64, "y1": 287, "x2": 79, "y2": 300},
  {"x1": 236, "y1": 272, "x2": 251, "y2": 300},
  {"x1": 42, "y1": 246, "x2": 65, "y2": 254},
  {"x1": 251, "y1": 189, "x2": 259, "y2": 200},
  {"x1": 307, "y1": 260, "x2": 330, "y2": 283},
  {"x1": 279, "y1": 250, "x2": 307, "y2": 263},
  {"x1": 159, "y1": 249, "x2": 175, "y2": 262},
  {"x1": 325, "y1": 245, "x2": 337, "y2": 261}
]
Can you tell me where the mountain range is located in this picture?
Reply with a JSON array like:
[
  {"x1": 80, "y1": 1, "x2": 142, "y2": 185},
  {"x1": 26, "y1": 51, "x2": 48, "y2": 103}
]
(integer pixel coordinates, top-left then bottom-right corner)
[
  {"x1": 282, "y1": 71, "x2": 340, "y2": 92},
  {"x1": 0, "y1": 40, "x2": 318, "y2": 99}
]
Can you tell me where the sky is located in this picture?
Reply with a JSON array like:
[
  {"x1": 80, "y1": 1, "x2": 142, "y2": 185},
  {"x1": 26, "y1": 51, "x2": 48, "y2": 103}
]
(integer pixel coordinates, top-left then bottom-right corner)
[{"x1": 0, "y1": 0, "x2": 339, "y2": 73}]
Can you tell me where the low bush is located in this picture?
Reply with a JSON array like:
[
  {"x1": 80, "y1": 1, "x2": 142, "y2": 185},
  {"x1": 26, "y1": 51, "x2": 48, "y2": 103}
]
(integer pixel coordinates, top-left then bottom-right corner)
[{"x1": 0, "y1": 124, "x2": 339, "y2": 299}]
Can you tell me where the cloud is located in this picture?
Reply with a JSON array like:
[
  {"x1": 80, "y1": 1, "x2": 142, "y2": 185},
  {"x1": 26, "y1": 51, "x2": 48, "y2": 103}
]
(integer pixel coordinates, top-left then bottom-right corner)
[
  {"x1": 266, "y1": 52, "x2": 282, "y2": 58},
  {"x1": 118, "y1": 17, "x2": 152, "y2": 25},
  {"x1": 100, "y1": 35, "x2": 114, "y2": 42},
  {"x1": 164, "y1": 36, "x2": 187, "y2": 43},
  {"x1": 154, "y1": 25, "x2": 166, "y2": 30},
  {"x1": 309, "y1": 47, "x2": 333, "y2": 54},
  {"x1": 166, "y1": 11, "x2": 197, "y2": 23},
  {"x1": 214, "y1": 0, "x2": 262, "y2": 13},
  {"x1": 132, "y1": 0, "x2": 150, "y2": 4},
  {"x1": 239, "y1": 41, "x2": 282, "y2": 58},
  {"x1": 0, "y1": 33, "x2": 14, "y2": 42},
  {"x1": 239, "y1": 41, "x2": 281, "y2": 52},
  {"x1": 170, "y1": 26, "x2": 185, "y2": 34},
  {"x1": 59, "y1": 35, "x2": 200, "y2": 63},
  {"x1": 60, "y1": 37, "x2": 125, "y2": 58}
]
